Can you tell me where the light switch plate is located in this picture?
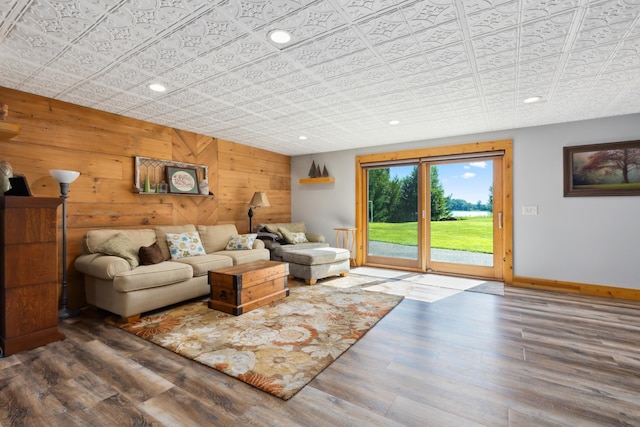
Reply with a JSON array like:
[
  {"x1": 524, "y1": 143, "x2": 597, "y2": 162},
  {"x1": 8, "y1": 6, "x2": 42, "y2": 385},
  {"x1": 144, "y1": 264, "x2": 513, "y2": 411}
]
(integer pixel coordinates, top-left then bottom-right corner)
[{"x1": 523, "y1": 205, "x2": 538, "y2": 215}]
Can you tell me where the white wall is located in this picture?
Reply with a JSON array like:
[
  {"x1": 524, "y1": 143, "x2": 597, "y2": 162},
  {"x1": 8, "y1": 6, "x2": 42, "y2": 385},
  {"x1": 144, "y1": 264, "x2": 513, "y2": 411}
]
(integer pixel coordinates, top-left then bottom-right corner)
[{"x1": 291, "y1": 114, "x2": 640, "y2": 289}]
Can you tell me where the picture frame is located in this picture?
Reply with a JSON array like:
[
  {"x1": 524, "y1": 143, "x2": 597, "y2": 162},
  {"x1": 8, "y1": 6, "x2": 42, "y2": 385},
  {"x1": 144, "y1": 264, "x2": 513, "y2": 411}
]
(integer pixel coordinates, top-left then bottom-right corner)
[
  {"x1": 4, "y1": 175, "x2": 32, "y2": 196},
  {"x1": 165, "y1": 166, "x2": 200, "y2": 194},
  {"x1": 563, "y1": 140, "x2": 640, "y2": 197}
]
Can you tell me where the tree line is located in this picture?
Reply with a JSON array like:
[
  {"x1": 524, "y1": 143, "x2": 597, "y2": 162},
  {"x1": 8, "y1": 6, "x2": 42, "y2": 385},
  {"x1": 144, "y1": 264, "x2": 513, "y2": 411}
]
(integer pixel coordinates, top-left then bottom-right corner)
[{"x1": 369, "y1": 167, "x2": 492, "y2": 223}]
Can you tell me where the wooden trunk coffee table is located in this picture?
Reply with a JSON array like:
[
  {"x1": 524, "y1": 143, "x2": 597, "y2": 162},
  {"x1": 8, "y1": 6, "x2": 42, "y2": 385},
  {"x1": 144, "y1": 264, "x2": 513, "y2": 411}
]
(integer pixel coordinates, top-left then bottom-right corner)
[{"x1": 208, "y1": 260, "x2": 289, "y2": 315}]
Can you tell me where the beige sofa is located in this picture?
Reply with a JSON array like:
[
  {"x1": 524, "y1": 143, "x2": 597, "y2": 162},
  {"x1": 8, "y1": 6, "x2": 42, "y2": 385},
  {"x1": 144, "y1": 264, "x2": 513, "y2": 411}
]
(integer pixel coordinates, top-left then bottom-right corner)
[{"x1": 75, "y1": 224, "x2": 269, "y2": 321}]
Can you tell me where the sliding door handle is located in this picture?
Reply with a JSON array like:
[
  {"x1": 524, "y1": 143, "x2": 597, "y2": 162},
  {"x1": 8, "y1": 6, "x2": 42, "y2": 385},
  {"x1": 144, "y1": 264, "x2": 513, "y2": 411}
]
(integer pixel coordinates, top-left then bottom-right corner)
[{"x1": 498, "y1": 211, "x2": 503, "y2": 229}]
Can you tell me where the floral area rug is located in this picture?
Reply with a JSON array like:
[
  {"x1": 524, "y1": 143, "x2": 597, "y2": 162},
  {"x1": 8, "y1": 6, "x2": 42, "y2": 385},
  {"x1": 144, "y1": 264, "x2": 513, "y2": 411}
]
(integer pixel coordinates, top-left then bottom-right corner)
[{"x1": 106, "y1": 282, "x2": 403, "y2": 400}]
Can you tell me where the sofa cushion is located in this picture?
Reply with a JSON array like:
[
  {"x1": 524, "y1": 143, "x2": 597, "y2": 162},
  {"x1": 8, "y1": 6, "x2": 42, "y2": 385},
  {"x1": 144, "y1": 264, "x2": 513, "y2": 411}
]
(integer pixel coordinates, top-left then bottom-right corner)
[
  {"x1": 273, "y1": 242, "x2": 330, "y2": 259},
  {"x1": 83, "y1": 229, "x2": 156, "y2": 254},
  {"x1": 113, "y1": 261, "x2": 194, "y2": 292},
  {"x1": 166, "y1": 231, "x2": 206, "y2": 259},
  {"x1": 94, "y1": 232, "x2": 140, "y2": 268},
  {"x1": 155, "y1": 225, "x2": 197, "y2": 260},
  {"x1": 282, "y1": 247, "x2": 350, "y2": 266},
  {"x1": 174, "y1": 254, "x2": 233, "y2": 276},
  {"x1": 279, "y1": 227, "x2": 308, "y2": 244},
  {"x1": 197, "y1": 224, "x2": 238, "y2": 253},
  {"x1": 226, "y1": 233, "x2": 257, "y2": 250},
  {"x1": 139, "y1": 242, "x2": 164, "y2": 265},
  {"x1": 212, "y1": 248, "x2": 270, "y2": 265}
]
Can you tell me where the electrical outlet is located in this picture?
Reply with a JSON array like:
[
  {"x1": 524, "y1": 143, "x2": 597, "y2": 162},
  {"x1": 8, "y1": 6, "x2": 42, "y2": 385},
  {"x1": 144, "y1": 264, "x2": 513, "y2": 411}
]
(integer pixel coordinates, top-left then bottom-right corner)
[{"x1": 522, "y1": 205, "x2": 538, "y2": 215}]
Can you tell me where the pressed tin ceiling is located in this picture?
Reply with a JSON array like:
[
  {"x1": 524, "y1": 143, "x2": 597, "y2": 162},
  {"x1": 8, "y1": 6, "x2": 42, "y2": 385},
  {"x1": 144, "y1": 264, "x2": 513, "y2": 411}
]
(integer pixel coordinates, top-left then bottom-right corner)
[{"x1": 0, "y1": 0, "x2": 639, "y2": 156}]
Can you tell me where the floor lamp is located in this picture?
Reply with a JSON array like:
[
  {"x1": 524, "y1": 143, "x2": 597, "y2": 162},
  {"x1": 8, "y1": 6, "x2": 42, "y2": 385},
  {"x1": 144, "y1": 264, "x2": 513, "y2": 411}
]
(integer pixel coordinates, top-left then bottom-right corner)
[
  {"x1": 50, "y1": 169, "x2": 81, "y2": 320},
  {"x1": 248, "y1": 191, "x2": 271, "y2": 233}
]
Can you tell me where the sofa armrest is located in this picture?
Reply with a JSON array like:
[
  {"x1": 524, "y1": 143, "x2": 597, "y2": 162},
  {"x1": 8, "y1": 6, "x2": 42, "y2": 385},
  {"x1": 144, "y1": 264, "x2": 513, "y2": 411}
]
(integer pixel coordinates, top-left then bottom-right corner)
[
  {"x1": 252, "y1": 239, "x2": 265, "y2": 249},
  {"x1": 75, "y1": 253, "x2": 132, "y2": 280},
  {"x1": 305, "y1": 233, "x2": 325, "y2": 243},
  {"x1": 262, "y1": 240, "x2": 281, "y2": 250}
]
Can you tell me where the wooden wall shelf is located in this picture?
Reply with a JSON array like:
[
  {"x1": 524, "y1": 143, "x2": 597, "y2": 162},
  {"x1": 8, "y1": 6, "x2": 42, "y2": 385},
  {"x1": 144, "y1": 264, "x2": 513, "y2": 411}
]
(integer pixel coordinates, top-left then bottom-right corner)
[
  {"x1": 299, "y1": 177, "x2": 335, "y2": 184},
  {"x1": 134, "y1": 156, "x2": 210, "y2": 196},
  {"x1": 135, "y1": 191, "x2": 211, "y2": 197},
  {"x1": 0, "y1": 122, "x2": 21, "y2": 141}
]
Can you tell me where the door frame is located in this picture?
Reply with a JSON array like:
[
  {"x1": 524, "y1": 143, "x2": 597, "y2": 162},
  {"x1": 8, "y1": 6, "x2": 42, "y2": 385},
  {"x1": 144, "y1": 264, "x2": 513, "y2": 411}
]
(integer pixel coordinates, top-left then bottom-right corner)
[{"x1": 355, "y1": 139, "x2": 513, "y2": 284}]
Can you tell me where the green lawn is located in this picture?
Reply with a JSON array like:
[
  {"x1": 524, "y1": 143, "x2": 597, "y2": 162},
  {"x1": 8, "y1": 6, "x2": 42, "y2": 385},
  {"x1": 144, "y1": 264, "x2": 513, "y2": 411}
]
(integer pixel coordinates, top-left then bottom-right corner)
[{"x1": 369, "y1": 216, "x2": 493, "y2": 253}]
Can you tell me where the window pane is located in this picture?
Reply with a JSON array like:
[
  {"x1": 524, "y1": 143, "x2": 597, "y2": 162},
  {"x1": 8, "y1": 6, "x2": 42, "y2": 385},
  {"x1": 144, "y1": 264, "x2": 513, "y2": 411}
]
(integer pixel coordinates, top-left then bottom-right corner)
[
  {"x1": 429, "y1": 162, "x2": 493, "y2": 266},
  {"x1": 367, "y1": 165, "x2": 418, "y2": 260}
]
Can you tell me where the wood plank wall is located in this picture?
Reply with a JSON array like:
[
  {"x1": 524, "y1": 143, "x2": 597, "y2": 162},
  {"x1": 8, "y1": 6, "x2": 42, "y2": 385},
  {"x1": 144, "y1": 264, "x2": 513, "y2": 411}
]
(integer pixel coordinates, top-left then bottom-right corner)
[
  {"x1": 0, "y1": 86, "x2": 291, "y2": 310},
  {"x1": 217, "y1": 140, "x2": 291, "y2": 230}
]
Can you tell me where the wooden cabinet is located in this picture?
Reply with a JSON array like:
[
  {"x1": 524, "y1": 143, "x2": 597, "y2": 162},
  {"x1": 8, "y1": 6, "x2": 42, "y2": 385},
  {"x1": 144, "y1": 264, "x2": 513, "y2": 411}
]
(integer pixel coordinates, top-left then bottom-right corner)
[{"x1": 0, "y1": 196, "x2": 64, "y2": 356}]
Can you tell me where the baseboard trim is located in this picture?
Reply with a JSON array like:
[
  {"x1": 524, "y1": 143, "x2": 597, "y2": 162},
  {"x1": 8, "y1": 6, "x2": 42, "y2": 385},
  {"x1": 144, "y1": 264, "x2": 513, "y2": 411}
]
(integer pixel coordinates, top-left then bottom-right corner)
[{"x1": 511, "y1": 276, "x2": 640, "y2": 301}]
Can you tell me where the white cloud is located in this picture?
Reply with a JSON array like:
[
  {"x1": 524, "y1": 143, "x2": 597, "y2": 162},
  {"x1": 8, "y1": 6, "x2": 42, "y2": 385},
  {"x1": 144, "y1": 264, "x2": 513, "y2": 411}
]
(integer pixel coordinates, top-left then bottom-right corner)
[
  {"x1": 462, "y1": 172, "x2": 476, "y2": 179},
  {"x1": 469, "y1": 161, "x2": 487, "y2": 168},
  {"x1": 464, "y1": 165, "x2": 470, "y2": 169}
]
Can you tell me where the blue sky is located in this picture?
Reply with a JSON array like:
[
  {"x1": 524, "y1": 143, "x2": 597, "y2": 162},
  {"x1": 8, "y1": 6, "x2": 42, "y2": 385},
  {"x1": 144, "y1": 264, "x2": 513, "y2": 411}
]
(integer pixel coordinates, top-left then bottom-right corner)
[{"x1": 392, "y1": 161, "x2": 493, "y2": 204}]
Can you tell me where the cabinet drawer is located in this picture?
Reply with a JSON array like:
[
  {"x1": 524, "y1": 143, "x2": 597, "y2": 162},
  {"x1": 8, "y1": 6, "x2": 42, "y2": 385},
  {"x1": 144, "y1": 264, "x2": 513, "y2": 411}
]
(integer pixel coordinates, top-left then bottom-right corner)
[
  {"x1": 3, "y1": 242, "x2": 57, "y2": 288},
  {"x1": 3, "y1": 282, "x2": 58, "y2": 338},
  {"x1": 3, "y1": 207, "x2": 58, "y2": 244}
]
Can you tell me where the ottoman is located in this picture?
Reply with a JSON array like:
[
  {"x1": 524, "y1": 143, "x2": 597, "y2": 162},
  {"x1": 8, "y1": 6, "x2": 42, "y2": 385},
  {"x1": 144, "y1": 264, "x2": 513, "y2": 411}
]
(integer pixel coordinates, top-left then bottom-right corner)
[{"x1": 282, "y1": 247, "x2": 350, "y2": 285}]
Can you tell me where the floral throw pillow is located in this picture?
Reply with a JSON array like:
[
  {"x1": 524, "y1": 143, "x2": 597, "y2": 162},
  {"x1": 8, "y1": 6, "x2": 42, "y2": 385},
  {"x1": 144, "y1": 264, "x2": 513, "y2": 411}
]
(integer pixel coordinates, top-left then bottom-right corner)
[
  {"x1": 225, "y1": 234, "x2": 257, "y2": 250},
  {"x1": 165, "y1": 232, "x2": 207, "y2": 259}
]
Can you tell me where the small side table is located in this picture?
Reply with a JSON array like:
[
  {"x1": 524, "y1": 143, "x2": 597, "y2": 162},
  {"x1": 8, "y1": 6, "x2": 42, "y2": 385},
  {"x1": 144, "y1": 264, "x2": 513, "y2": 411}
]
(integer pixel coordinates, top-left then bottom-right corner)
[{"x1": 334, "y1": 227, "x2": 357, "y2": 266}]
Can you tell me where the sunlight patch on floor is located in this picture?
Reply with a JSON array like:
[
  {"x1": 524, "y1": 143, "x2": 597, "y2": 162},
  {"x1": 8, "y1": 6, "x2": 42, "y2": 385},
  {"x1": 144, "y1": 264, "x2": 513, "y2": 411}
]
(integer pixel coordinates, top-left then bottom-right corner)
[
  {"x1": 316, "y1": 275, "x2": 377, "y2": 288},
  {"x1": 363, "y1": 281, "x2": 462, "y2": 303},
  {"x1": 350, "y1": 267, "x2": 491, "y2": 303},
  {"x1": 349, "y1": 266, "x2": 412, "y2": 279},
  {"x1": 408, "y1": 274, "x2": 484, "y2": 290},
  {"x1": 315, "y1": 267, "x2": 502, "y2": 302}
]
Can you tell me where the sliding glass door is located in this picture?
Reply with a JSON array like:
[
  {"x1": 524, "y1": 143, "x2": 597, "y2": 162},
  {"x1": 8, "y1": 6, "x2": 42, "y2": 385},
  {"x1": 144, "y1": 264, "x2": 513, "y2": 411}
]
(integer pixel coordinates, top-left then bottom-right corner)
[
  {"x1": 362, "y1": 153, "x2": 505, "y2": 280},
  {"x1": 366, "y1": 164, "x2": 421, "y2": 269},
  {"x1": 425, "y1": 157, "x2": 503, "y2": 279}
]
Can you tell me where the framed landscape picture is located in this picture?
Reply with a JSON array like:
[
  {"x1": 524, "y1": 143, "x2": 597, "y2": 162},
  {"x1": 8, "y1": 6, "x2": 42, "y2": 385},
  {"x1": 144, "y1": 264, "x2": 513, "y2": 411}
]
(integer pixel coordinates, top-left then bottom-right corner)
[
  {"x1": 165, "y1": 166, "x2": 199, "y2": 194},
  {"x1": 564, "y1": 140, "x2": 640, "y2": 197}
]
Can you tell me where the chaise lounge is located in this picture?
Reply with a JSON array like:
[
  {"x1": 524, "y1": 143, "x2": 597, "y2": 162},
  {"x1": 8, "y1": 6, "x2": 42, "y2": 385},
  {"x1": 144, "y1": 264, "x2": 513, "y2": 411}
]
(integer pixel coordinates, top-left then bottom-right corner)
[{"x1": 257, "y1": 222, "x2": 350, "y2": 284}]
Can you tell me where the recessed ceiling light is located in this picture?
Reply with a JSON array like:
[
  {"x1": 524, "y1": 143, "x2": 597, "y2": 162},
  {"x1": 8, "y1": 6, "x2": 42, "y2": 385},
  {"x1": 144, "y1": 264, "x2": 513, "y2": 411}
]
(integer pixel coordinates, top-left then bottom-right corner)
[
  {"x1": 148, "y1": 83, "x2": 166, "y2": 92},
  {"x1": 299, "y1": 135, "x2": 307, "y2": 140},
  {"x1": 389, "y1": 120, "x2": 400, "y2": 125},
  {"x1": 268, "y1": 29, "x2": 292, "y2": 44},
  {"x1": 523, "y1": 96, "x2": 542, "y2": 104}
]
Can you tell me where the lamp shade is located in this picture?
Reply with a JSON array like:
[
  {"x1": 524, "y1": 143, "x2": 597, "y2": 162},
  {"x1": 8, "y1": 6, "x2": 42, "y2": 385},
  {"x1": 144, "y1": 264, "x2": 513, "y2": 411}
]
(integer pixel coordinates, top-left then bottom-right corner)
[
  {"x1": 50, "y1": 169, "x2": 80, "y2": 184},
  {"x1": 249, "y1": 191, "x2": 271, "y2": 208}
]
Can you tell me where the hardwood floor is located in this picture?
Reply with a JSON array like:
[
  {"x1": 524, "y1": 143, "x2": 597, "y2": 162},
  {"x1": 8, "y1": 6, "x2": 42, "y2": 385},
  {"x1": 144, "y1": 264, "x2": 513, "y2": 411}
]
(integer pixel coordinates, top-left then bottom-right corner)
[{"x1": 2, "y1": 286, "x2": 640, "y2": 426}]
